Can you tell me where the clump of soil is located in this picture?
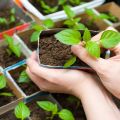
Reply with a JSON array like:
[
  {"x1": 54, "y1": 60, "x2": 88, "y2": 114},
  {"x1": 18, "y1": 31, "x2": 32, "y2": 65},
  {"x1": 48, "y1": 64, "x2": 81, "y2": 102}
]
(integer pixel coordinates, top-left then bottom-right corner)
[
  {"x1": 0, "y1": 6, "x2": 22, "y2": 32},
  {"x1": 29, "y1": 0, "x2": 91, "y2": 15},
  {"x1": 0, "y1": 110, "x2": 17, "y2": 120},
  {"x1": 10, "y1": 66, "x2": 39, "y2": 96},
  {"x1": 39, "y1": 35, "x2": 89, "y2": 67},
  {"x1": 53, "y1": 94, "x2": 86, "y2": 120},
  {"x1": 0, "y1": 87, "x2": 16, "y2": 107},
  {"x1": 28, "y1": 101, "x2": 60, "y2": 120},
  {"x1": 0, "y1": 46, "x2": 25, "y2": 68}
]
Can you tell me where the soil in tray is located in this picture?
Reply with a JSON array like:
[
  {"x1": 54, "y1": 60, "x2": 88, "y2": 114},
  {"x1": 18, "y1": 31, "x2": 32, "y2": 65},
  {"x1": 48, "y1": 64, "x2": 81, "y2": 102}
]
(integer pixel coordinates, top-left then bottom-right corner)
[
  {"x1": 28, "y1": 101, "x2": 60, "y2": 120},
  {"x1": 0, "y1": 86, "x2": 17, "y2": 107},
  {"x1": 0, "y1": 45, "x2": 25, "y2": 68},
  {"x1": 0, "y1": 110, "x2": 17, "y2": 120},
  {"x1": 39, "y1": 35, "x2": 106, "y2": 67},
  {"x1": 0, "y1": 6, "x2": 22, "y2": 32},
  {"x1": 29, "y1": 0, "x2": 91, "y2": 15},
  {"x1": 10, "y1": 66, "x2": 39, "y2": 96},
  {"x1": 53, "y1": 94, "x2": 86, "y2": 120}
]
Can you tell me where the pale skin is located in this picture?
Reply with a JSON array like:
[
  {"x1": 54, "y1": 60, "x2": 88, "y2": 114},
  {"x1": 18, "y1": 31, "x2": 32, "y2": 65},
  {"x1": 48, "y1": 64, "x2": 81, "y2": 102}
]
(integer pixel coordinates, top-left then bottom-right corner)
[{"x1": 26, "y1": 27, "x2": 120, "y2": 120}]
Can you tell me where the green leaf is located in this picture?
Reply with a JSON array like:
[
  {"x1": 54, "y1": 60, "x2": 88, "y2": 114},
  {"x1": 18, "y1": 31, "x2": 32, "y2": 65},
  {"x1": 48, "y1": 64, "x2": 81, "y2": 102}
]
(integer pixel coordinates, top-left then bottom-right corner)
[
  {"x1": 43, "y1": 19, "x2": 54, "y2": 29},
  {"x1": 86, "y1": 41, "x2": 100, "y2": 58},
  {"x1": 0, "y1": 18, "x2": 7, "y2": 25},
  {"x1": 70, "y1": 0, "x2": 81, "y2": 5},
  {"x1": 63, "y1": 5, "x2": 75, "y2": 19},
  {"x1": 31, "y1": 24, "x2": 45, "y2": 31},
  {"x1": 0, "y1": 75, "x2": 6, "y2": 89},
  {"x1": 73, "y1": 23, "x2": 86, "y2": 30},
  {"x1": 83, "y1": 28, "x2": 91, "y2": 42},
  {"x1": 58, "y1": 0, "x2": 67, "y2": 5},
  {"x1": 37, "y1": 101, "x2": 58, "y2": 113},
  {"x1": 30, "y1": 31, "x2": 41, "y2": 42},
  {"x1": 59, "y1": 109, "x2": 75, "y2": 120},
  {"x1": 100, "y1": 30, "x2": 120, "y2": 48},
  {"x1": 10, "y1": 8, "x2": 16, "y2": 15},
  {"x1": 64, "y1": 56, "x2": 76, "y2": 68},
  {"x1": 4, "y1": 35, "x2": 21, "y2": 57},
  {"x1": 10, "y1": 15, "x2": 16, "y2": 23},
  {"x1": 18, "y1": 70, "x2": 30, "y2": 83},
  {"x1": 14, "y1": 102, "x2": 30, "y2": 120},
  {"x1": 85, "y1": 8, "x2": 95, "y2": 16},
  {"x1": 0, "y1": 92, "x2": 13, "y2": 97},
  {"x1": 55, "y1": 29, "x2": 81, "y2": 45},
  {"x1": 98, "y1": 13, "x2": 110, "y2": 20}
]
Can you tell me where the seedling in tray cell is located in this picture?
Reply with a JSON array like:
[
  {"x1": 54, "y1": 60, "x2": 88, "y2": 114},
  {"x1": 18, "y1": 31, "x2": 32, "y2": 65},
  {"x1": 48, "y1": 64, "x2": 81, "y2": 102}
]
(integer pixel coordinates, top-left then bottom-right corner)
[
  {"x1": 37, "y1": 101, "x2": 75, "y2": 120},
  {"x1": 55, "y1": 28, "x2": 120, "y2": 67}
]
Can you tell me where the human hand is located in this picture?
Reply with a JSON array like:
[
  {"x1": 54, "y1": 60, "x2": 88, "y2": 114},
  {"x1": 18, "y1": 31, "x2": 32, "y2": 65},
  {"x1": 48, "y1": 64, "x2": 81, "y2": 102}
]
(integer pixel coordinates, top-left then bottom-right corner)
[
  {"x1": 26, "y1": 51, "x2": 100, "y2": 97},
  {"x1": 71, "y1": 27, "x2": 120, "y2": 99}
]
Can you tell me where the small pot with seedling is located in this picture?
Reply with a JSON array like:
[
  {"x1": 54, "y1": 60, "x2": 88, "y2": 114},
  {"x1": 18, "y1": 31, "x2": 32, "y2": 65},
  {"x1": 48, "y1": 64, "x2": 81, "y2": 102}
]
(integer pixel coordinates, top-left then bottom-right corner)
[
  {"x1": 0, "y1": 67, "x2": 24, "y2": 115},
  {"x1": 96, "y1": 2, "x2": 120, "y2": 27},
  {"x1": 17, "y1": 0, "x2": 104, "y2": 21},
  {"x1": 0, "y1": 0, "x2": 32, "y2": 39},
  {"x1": 36, "y1": 28, "x2": 120, "y2": 70}
]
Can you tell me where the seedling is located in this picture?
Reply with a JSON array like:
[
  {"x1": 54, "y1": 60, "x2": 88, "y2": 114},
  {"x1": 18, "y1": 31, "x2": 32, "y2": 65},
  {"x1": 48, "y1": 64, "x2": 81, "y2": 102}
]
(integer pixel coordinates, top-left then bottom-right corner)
[
  {"x1": 63, "y1": 5, "x2": 86, "y2": 30},
  {"x1": 39, "y1": 0, "x2": 58, "y2": 14},
  {"x1": 4, "y1": 34, "x2": 21, "y2": 57},
  {"x1": 55, "y1": 28, "x2": 120, "y2": 67},
  {"x1": 30, "y1": 19, "x2": 55, "y2": 42},
  {"x1": 14, "y1": 102, "x2": 30, "y2": 120},
  {"x1": 70, "y1": 0, "x2": 83, "y2": 5},
  {"x1": 37, "y1": 101, "x2": 75, "y2": 120},
  {"x1": 85, "y1": 9, "x2": 118, "y2": 26},
  {"x1": 0, "y1": 74, "x2": 13, "y2": 97}
]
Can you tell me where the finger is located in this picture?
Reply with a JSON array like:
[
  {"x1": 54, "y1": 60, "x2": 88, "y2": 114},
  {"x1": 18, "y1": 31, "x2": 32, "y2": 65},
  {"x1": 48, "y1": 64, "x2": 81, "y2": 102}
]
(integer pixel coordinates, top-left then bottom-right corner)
[
  {"x1": 71, "y1": 44, "x2": 105, "y2": 71},
  {"x1": 30, "y1": 51, "x2": 39, "y2": 61},
  {"x1": 26, "y1": 67, "x2": 64, "y2": 93},
  {"x1": 110, "y1": 44, "x2": 120, "y2": 55},
  {"x1": 27, "y1": 57, "x2": 67, "y2": 83}
]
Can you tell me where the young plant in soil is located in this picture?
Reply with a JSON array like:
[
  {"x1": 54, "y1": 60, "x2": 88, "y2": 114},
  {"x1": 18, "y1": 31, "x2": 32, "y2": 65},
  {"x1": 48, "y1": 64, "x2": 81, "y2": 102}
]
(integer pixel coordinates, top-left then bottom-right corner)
[
  {"x1": 0, "y1": 8, "x2": 22, "y2": 32},
  {"x1": 85, "y1": 9, "x2": 119, "y2": 26},
  {"x1": 14, "y1": 102, "x2": 30, "y2": 120},
  {"x1": 29, "y1": 0, "x2": 86, "y2": 15},
  {"x1": 37, "y1": 101, "x2": 75, "y2": 120},
  {"x1": 30, "y1": 19, "x2": 55, "y2": 43},
  {"x1": 55, "y1": 28, "x2": 120, "y2": 67},
  {"x1": 63, "y1": 5, "x2": 86, "y2": 30}
]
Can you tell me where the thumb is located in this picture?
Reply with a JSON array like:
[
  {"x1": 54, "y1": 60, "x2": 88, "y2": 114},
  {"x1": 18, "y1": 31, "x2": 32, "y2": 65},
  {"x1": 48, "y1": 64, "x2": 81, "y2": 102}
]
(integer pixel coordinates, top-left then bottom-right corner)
[{"x1": 71, "y1": 44, "x2": 104, "y2": 71}]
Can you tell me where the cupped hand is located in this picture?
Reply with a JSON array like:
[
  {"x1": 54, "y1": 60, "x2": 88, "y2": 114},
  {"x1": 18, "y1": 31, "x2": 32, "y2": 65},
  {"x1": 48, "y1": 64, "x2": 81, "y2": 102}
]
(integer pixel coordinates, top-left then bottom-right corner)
[{"x1": 26, "y1": 51, "x2": 99, "y2": 97}]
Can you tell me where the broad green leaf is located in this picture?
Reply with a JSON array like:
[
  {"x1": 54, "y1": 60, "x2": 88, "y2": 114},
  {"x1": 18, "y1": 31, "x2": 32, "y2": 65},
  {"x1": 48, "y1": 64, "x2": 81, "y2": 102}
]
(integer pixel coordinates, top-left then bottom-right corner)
[
  {"x1": 83, "y1": 28, "x2": 91, "y2": 42},
  {"x1": 30, "y1": 31, "x2": 41, "y2": 42},
  {"x1": 98, "y1": 13, "x2": 110, "y2": 19},
  {"x1": 59, "y1": 109, "x2": 75, "y2": 120},
  {"x1": 37, "y1": 101, "x2": 57, "y2": 113},
  {"x1": 43, "y1": 19, "x2": 54, "y2": 28},
  {"x1": 63, "y1": 5, "x2": 75, "y2": 19},
  {"x1": 86, "y1": 41, "x2": 100, "y2": 58},
  {"x1": 64, "y1": 56, "x2": 76, "y2": 68},
  {"x1": 0, "y1": 92, "x2": 13, "y2": 97},
  {"x1": 18, "y1": 70, "x2": 30, "y2": 83},
  {"x1": 100, "y1": 30, "x2": 120, "y2": 48},
  {"x1": 73, "y1": 23, "x2": 86, "y2": 30},
  {"x1": 59, "y1": 0, "x2": 67, "y2": 5},
  {"x1": 64, "y1": 19, "x2": 74, "y2": 27},
  {"x1": 14, "y1": 102, "x2": 30, "y2": 120},
  {"x1": 0, "y1": 75, "x2": 6, "y2": 89},
  {"x1": 85, "y1": 8, "x2": 95, "y2": 16},
  {"x1": 55, "y1": 29, "x2": 81, "y2": 45},
  {"x1": 31, "y1": 24, "x2": 45, "y2": 31}
]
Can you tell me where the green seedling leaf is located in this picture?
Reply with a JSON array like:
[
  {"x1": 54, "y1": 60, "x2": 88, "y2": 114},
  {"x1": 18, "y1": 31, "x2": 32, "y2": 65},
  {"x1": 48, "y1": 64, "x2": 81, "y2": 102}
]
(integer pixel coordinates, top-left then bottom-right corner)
[
  {"x1": 14, "y1": 102, "x2": 30, "y2": 120},
  {"x1": 0, "y1": 17, "x2": 7, "y2": 25},
  {"x1": 86, "y1": 41, "x2": 100, "y2": 58},
  {"x1": 30, "y1": 31, "x2": 41, "y2": 42},
  {"x1": 10, "y1": 8, "x2": 16, "y2": 15},
  {"x1": 37, "y1": 101, "x2": 58, "y2": 113},
  {"x1": 63, "y1": 5, "x2": 75, "y2": 19},
  {"x1": 4, "y1": 35, "x2": 21, "y2": 57},
  {"x1": 18, "y1": 70, "x2": 30, "y2": 83},
  {"x1": 64, "y1": 56, "x2": 76, "y2": 68},
  {"x1": 100, "y1": 30, "x2": 120, "y2": 48},
  {"x1": 70, "y1": 0, "x2": 81, "y2": 5},
  {"x1": 98, "y1": 13, "x2": 110, "y2": 19},
  {"x1": 85, "y1": 8, "x2": 95, "y2": 16},
  {"x1": 83, "y1": 28, "x2": 91, "y2": 42},
  {"x1": 0, "y1": 92, "x2": 13, "y2": 97},
  {"x1": 10, "y1": 15, "x2": 16, "y2": 23},
  {"x1": 43, "y1": 19, "x2": 54, "y2": 28},
  {"x1": 0, "y1": 75, "x2": 6, "y2": 89},
  {"x1": 55, "y1": 29, "x2": 81, "y2": 45},
  {"x1": 59, "y1": 0, "x2": 67, "y2": 5},
  {"x1": 58, "y1": 109, "x2": 75, "y2": 120},
  {"x1": 31, "y1": 24, "x2": 45, "y2": 31},
  {"x1": 73, "y1": 23, "x2": 86, "y2": 30}
]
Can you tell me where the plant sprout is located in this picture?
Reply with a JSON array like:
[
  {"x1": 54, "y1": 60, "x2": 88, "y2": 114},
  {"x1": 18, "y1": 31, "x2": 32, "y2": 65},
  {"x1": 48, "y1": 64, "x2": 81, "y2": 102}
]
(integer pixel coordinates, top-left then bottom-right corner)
[
  {"x1": 14, "y1": 102, "x2": 30, "y2": 120},
  {"x1": 4, "y1": 34, "x2": 21, "y2": 57},
  {"x1": 37, "y1": 101, "x2": 75, "y2": 120},
  {"x1": 55, "y1": 28, "x2": 120, "y2": 67},
  {"x1": 63, "y1": 5, "x2": 86, "y2": 30}
]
